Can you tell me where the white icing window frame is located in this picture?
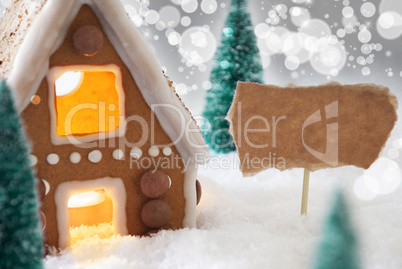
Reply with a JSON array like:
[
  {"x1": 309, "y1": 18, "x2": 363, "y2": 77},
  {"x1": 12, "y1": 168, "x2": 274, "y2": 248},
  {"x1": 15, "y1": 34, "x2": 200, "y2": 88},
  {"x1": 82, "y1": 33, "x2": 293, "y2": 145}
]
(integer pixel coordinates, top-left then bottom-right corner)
[
  {"x1": 54, "y1": 177, "x2": 128, "y2": 249},
  {"x1": 47, "y1": 64, "x2": 126, "y2": 146}
]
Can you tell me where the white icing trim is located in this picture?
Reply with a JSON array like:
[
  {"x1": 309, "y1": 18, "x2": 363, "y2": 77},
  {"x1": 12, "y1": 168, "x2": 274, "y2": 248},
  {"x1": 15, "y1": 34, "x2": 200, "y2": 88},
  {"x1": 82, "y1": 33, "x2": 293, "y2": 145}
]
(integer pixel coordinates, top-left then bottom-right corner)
[
  {"x1": 163, "y1": 146, "x2": 172, "y2": 156},
  {"x1": 69, "y1": 152, "x2": 81, "y2": 164},
  {"x1": 7, "y1": 0, "x2": 209, "y2": 164},
  {"x1": 113, "y1": 149, "x2": 124, "y2": 160},
  {"x1": 54, "y1": 177, "x2": 128, "y2": 249},
  {"x1": 148, "y1": 146, "x2": 160, "y2": 157},
  {"x1": 47, "y1": 64, "x2": 126, "y2": 146},
  {"x1": 130, "y1": 147, "x2": 142, "y2": 159},
  {"x1": 42, "y1": 179, "x2": 50, "y2": 195},
  {"x1": 40, "y1": 211, "x2": 46, "y2": 231},
  {"x1": 29, "y1": 154, "x2": 38, "y2": 166},
  {"x1": 88, "y1": 150, "x2": 102, "y2": 163},
  {"x1": 182, "y1": 165, "x2": 197, "y2": 228},
  {"x1": 168, "y1": 176, "x2": 172, "y2": 188},
  {"x1": 47, "y1": 153, "x2": 59, "y2": 165}
]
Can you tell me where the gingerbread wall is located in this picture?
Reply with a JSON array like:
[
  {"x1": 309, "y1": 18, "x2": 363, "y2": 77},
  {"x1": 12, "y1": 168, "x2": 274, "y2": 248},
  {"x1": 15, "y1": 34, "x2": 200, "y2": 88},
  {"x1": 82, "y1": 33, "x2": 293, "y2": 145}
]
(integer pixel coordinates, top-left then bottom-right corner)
[{"x1": 21, "y1": 5, "x2": 187, "y2": 248}]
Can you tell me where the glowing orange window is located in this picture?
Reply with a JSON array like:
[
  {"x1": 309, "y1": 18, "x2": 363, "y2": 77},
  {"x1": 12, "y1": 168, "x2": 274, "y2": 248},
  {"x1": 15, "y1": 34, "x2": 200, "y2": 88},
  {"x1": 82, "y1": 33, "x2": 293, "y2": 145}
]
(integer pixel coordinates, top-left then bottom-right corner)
[{"x1": 54, "y1": 70, "x2": 121, "y2": 136}]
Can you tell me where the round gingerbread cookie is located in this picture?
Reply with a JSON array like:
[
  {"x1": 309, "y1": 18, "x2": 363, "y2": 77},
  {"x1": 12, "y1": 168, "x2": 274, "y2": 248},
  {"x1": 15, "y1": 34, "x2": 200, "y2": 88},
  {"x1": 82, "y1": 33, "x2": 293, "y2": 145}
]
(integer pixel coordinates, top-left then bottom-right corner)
[
  {"x1": 73, "y1": 25, "x2": 104, "y2": 56},
  {"x1": 196, "y1": 179, "x2": 202, "y2": 205},
  {"x1": 140, "y1": 170, "x2": 171, "y2": 198},
  {"x1": 141, "y1": 200, "x2": 171, "y2": 228}
]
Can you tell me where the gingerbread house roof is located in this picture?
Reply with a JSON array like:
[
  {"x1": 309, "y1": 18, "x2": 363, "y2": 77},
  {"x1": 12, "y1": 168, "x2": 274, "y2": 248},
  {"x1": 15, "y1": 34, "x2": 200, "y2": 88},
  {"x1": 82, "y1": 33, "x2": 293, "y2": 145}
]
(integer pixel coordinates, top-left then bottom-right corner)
[{"x1": 7, "y1": 0, "x2": 209, "y2": 164}]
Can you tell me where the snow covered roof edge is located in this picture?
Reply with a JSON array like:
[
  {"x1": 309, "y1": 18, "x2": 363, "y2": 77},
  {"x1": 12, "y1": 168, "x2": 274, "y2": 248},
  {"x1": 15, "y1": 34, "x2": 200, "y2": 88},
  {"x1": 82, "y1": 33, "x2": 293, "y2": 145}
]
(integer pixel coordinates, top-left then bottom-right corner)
[{"x1": 7, "y1": 0, "x2": 209, "y2": 164}]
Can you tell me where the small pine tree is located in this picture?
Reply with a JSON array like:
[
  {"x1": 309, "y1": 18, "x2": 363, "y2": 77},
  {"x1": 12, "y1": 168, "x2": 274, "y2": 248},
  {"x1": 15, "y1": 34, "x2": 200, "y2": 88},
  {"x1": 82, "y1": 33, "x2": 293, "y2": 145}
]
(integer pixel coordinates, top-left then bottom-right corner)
[
  {"x1": 202, "y1": 0, "x2": 263, "y2": 153},
  {"x1": 0, "y1": 81, "x2": 43, "y2": 269},
  {"x1": 312, "y1": 190, "x2": 360, "y2": 269}
]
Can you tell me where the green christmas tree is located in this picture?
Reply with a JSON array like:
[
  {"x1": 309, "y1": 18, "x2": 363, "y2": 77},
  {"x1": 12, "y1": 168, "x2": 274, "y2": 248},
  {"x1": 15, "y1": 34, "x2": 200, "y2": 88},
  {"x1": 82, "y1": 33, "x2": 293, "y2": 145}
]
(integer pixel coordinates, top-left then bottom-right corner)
[
  {"x1": 202, "y1": 0, "x2": 263, "y2": 153},
  {"x1": 0, "y1": 81, "x2": 43, "y2": 269},
  {"x1": 312, "y1": 190, "x2": 360, "y2": 269}
]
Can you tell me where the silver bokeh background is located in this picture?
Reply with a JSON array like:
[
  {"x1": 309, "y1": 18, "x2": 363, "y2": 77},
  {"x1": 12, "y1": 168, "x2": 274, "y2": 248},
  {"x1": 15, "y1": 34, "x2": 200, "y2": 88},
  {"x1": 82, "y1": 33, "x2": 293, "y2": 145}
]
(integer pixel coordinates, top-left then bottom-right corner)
[{"x1": 1, "y1": 0, "x2": 401, "y2": 156}]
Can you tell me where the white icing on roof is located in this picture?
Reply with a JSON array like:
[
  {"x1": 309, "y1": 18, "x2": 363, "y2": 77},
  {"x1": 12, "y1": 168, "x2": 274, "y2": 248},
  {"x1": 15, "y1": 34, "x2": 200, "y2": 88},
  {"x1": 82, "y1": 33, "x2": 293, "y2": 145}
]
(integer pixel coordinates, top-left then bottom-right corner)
[{"x1": 7, "y1": 0, "x2": 209, "y2": 164}]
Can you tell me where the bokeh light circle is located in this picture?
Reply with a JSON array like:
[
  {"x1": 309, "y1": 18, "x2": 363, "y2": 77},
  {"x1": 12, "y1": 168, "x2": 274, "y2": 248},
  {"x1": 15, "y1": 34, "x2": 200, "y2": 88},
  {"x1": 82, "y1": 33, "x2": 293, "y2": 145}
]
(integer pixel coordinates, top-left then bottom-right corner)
[
  {"x1": 285, "y1": 55, "x2": 300, "y2": 71},
  {"x1": 354, "y1": 157, "x2": 401, "y2": 200},
  {"x1": 181, "y1": 0, "x2": 198, "y2": 13},
  {"x1": 159, "y1": 6, "x2": 181, "y2": 28},
  {"x1": 388, "y1": 148, "x2": 400, "y2": 159},
  {"x1": 300, "y1": 19, "x2": 331, "y2": 38},
  {"x1": 168, "y1": 31, "x2": 182, "y2": 45},
  {"x1": 264, "y1": 26, "x2": 289, "y2": 55},
  {"x1": 145, "y1": 10, "x2": 159, "y2": 25},
  {"x1": 181, "y1": 16, "x2": 191, "y2": 27},
  {"x1": 282, "y1": 32, "x2": 303, "y2": 55},
  {"x1": 379, "y1": 0, "x2": 402, "y2": 16},
  {"x1": 377, "y1": 12, "x2": 402, "y2": 39},
  {"x1": 354, "y1": 174, "x2": 380, "y2": 201},
  {"x1": 310, "y1": 42, "x2": 347, "y2": 76},
  {"x1": 276, "y1": 4, "x2": 288, "y2": 15},
  {"x1": 201, "y1": 0, "x2": 218, "y2": 14},
  {"x1": 179, "y1": 27, "x2": 217, "y2": 66},
  {"x1": 342, "y1": 6, "x2": 354, "y2": 18},
  {"x1": 358, "y1": 29, "x2": 372, "y2": 43},
  {"x1": 290, "y1": 7, "x2": 311, "y2": 27},
  {"x1": 361, "y1": 2, "x2": 376, "y2": 18},
  {"x1": 255, "y1": 23, "x2": 270, "y2": 39},
  {"x1": 175, "y1": 83, "x2": 188, "y2": 95},
  {"x1": 362, "y1": 66, "x2": 371, "y2": 76}
]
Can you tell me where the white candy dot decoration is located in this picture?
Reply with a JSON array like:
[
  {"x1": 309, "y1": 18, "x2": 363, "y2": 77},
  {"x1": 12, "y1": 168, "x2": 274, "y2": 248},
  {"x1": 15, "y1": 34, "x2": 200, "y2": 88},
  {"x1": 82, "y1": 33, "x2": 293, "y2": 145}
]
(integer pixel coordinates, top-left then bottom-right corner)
[
  {"x1": 88, "y1": 150, "x2": 102, "y2": 163},
  {"x1": 163, "y1": 146, "x2": 172, "y2": 156},
  {"x1": 113, "y1": 149, "x2": 124, "y2": 160},
  {"x1": 47, "y1": 153, "x2": 59, "y2": 165},
  {"x1": 42, "y1": 179, "x2": 50, "y2": 195},
  {"x1": 168, "y1": 176, "x2": 172, "y2": 188},
  {"x1": 29, "y1": 154, "x2": 38, "y2": 166},
  {"x1": 148, "y1": 146, "x2": 160, "y2": 157},
  {"x1": 70, "y1": 152, "x2": 81, "y2": 164},
  {"x1": 130, "y1": 147, "x2": 142, "y2": 159}
]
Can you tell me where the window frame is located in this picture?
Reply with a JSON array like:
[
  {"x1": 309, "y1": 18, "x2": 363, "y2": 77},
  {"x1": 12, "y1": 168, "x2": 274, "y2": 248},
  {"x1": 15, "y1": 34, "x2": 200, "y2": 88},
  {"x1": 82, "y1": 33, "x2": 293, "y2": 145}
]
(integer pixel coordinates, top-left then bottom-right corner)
[{"x1": 47, "y1": 64, "x2": 126, "y2": 146}]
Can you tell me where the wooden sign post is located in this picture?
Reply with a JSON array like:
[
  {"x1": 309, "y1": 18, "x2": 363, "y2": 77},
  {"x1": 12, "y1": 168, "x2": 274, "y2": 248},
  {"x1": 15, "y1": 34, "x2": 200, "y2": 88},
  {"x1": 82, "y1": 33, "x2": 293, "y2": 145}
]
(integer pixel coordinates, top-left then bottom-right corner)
[{"x1": 301, "y1": 169, "x2": 310, "y2": 215}]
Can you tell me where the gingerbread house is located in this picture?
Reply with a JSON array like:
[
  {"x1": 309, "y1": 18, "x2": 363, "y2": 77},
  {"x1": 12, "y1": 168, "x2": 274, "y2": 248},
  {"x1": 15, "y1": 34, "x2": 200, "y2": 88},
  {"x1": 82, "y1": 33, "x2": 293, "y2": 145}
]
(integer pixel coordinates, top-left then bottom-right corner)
[{"x1": 3, "y1": 0, "x2": 209, "y2": 249}]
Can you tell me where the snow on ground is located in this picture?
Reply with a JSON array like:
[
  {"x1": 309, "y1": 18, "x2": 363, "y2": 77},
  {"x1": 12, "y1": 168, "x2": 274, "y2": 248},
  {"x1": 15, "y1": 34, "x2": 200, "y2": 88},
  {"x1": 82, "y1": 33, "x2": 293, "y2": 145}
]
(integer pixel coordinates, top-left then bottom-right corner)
[{"x1": 44, "y1": 153, "x2": 402, "y2": 269}]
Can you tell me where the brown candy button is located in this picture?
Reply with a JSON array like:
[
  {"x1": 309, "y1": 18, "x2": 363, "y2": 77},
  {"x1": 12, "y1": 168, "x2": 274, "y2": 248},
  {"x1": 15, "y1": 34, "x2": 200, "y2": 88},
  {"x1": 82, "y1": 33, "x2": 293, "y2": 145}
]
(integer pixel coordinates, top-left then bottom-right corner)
[
  {"x1": 141, "y1": 200, "x2": 171, "y2": 228},
  {"x1": 37, "y1": 179, "x2": 46, "y2": 201},
  {"x1": 140, "y1": 170, "x2": 171, "y2": 198},
  {"x1": 196, "y1": 179, "x2": 202, "y2": 205},
  {"x1": 31, "y1": 95, "x2": 41, "y2": 105},
  {"x1": 73, "y1": 25, "x2": 104, "y2": 56}
]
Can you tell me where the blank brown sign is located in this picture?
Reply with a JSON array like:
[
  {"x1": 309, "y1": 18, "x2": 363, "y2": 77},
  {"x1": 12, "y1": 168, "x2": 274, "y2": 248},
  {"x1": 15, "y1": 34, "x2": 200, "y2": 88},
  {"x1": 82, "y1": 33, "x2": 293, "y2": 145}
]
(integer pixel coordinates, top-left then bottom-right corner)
[{"x1": 228, "y1": 82, "x2": 398, "y2": 176}]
